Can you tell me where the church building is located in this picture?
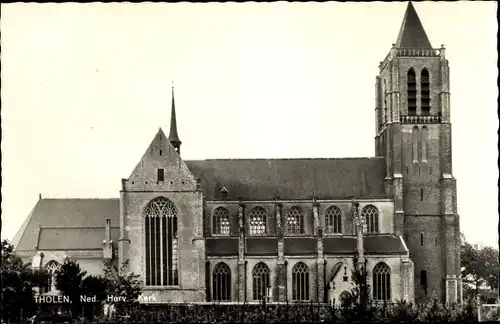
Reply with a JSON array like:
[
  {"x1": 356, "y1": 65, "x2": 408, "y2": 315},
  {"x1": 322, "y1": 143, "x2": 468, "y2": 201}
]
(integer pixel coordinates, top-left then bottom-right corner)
[{"x1": 13, "y1": 2, "x2": 462, "y2": 305}]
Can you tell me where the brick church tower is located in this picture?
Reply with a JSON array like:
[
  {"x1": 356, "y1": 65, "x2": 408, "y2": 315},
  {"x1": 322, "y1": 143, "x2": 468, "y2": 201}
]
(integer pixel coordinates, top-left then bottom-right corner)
[{"x1": 374, "y1": 2, "x2": 461, "y2": 302}]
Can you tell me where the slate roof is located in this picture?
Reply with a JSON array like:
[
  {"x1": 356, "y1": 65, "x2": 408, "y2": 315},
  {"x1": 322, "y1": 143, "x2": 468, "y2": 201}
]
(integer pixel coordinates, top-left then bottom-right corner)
[
  {"x1": 246, "y1": 238, "x2": 278, "y2": 256},
  {"x1": 323, "y1": 235, "x2": 407, "y2": 255},
  {"x1": 168, "y1": 87, "x2": 181, "y2": 144},
  {"x1": 186, "y1": 157, "x2": 387, "y2": 200},
  {"x1": 284, "y1": 238, "x2": 318, "y2": 255},
  {"x1": 206, "y1": 235, "x2": 407, "y2": 256},
  {"x1": 395, "y1": 2, "x2": 433, "y2": 48},
  {"x1": 329, "y1": 262, "x2": 344, "y2": 280},
  {"x1": 38, "y1": 228, "x2": 120, "y2": 251},
  {"x1": 13, "y1": 198, "x2": 120, "y2": 252},
  {"x1": 206, "y1": 238, "x2": 239, "y2": 256}
]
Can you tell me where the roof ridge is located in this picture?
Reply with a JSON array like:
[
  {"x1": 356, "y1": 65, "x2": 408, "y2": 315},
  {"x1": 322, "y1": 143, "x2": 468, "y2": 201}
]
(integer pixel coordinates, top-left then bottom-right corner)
[
  {"x1": 40, "y1": 197, "x2": 119, "y2": 200},
  {"x1": 186, "y1": 157, "x2": 384, "y2": 162},
  {"x1": 41, "y1": 226, "x2": 120, "y2": 229}
]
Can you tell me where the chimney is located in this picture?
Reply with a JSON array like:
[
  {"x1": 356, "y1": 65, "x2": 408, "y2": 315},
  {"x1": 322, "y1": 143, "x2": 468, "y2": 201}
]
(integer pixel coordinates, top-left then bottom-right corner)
[
  {"x1": 39, "y1": 193, "x2": 42, "y2": 200},
  {"x1": 105, "y1": 219, "x2": 111, "y2": 243},
  {"x1": 103, "y1": 219, "x2": 113, "y2": 260}
]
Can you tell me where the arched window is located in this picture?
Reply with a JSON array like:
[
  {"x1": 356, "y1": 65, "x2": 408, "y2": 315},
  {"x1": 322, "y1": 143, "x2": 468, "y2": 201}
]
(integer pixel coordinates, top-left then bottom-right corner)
[
  {"x1": 412, "y1": 126, "x2": 420, "y2": 162},
  {"x1": 252, "y1": 262, "x2": 270, "y2": 300},
  {"x1": 287, "y1": 206, "x2": 305, "y2": 235},
  {"x1": 421, "y1": 69, "x2": 430, "y2": 115},
  {"x1": 421, "y1": 126, "x2": 428, "y2": 161},
  {"x1": 373, "y1": 262, "x2": 391, "y2": 301},
  {"x1": 362, "y1": 205, "x2": 379, "y2": 233},
  {"x1": 325, "y1": 206, "x2": 342, "y2": 234},
  {"x1": 407, "y1": 69, "x2": 417, "y2": 116},
  {"x1": 292, "y1": 262, "x2": 310, "y2": 301},
  {"x1": 45, "y1": 260, "x2": 60, "y2": 291},
  {"x1": 212, "y1": 262, "x2": 231, "y2": 301},
  {"x1": 212, "y1": 207, "x2": 230, "y2": 236},
  {"x1": 249, "y1": 207, "x2": 267, "y2": 236},
  {"x1": 144, "y1": 197, "x2": 178, "y2": 286}
]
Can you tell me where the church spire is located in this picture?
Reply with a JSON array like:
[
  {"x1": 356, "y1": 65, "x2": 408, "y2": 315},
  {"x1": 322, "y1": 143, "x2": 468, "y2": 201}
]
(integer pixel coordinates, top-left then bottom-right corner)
[
  {"x1": 169, "y1": 83, "x2": 182, "y2": 154},
  {"x1": 395, "y1": 2, "x2": 433, "y2": 48}
]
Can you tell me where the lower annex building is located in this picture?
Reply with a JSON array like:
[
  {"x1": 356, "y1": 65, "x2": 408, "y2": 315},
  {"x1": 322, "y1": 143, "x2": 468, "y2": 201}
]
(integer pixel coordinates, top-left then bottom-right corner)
[{"x1": 13, "y1": 2, "x2": 462, "y2": 305}]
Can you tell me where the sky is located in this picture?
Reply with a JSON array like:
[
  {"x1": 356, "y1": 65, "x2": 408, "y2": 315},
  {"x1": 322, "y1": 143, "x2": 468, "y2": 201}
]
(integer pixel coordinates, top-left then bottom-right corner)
[{"x1": 1, "y1": 2, "x2": 498, "y2": 247}]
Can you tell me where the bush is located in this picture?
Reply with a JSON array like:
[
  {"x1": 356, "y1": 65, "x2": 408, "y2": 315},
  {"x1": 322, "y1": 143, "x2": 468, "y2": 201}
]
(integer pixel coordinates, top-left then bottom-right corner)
[{"x1": 72, "y1": 301, "x2": 477, "y2": 323}]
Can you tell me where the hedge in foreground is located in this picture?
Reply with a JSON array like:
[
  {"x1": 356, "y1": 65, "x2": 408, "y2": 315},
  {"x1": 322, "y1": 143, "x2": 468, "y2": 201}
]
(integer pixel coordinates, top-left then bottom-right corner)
[{"x1": 66, "y1": 299, "x2": 478, "y2": 323}]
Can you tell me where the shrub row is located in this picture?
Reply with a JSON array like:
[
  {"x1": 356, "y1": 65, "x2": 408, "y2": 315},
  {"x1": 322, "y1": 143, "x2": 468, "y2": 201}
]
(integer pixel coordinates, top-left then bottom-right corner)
[{"x1": 57, "y1": 299, "x2": 480, "y2": 323}]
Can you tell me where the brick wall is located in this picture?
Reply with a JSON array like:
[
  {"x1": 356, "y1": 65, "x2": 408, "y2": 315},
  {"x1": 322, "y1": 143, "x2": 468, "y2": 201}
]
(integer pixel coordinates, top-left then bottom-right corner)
[
  {"x1": 378, "y1": 50, "x2": 459, "y2": 302},
  {"x1": 121, "y1": 130, "x2": 206, "y2": 303},
  {"x1": 404, "y1": 216, "x2": 444, "y2": 301}
]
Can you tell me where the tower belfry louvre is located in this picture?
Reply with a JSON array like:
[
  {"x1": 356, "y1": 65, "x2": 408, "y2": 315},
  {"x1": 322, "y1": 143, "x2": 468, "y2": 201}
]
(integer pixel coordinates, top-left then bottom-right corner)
[{"x1": 13, "y1": 2, "x2": 461, "y2": 304}]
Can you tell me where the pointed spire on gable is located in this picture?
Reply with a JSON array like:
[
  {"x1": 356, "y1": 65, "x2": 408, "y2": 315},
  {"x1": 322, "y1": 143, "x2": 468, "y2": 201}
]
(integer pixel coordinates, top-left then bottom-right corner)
[
  {"x1": 169, "y1": 82, "x2": 182, "y2": 154},
  {"x1": 395, "y1": 2, "x2": 433, "y2": 48}
]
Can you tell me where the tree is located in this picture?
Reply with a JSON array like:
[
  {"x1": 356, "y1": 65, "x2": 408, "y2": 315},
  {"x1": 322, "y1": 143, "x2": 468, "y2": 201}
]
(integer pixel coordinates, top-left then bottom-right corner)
[
  {"x1": 54, "y1": 258, "x2": 87, "y2": 316},
  {"x1": 31, "y1": 267, "x2": 51, "y2": 294},
  {"x1": 1, "y1": 240, "x2": 40, "y2": 322},
  {"x1": 339, "y1": 255, "x2": 373, "y2": 322},
  {"x1": 461, "y1": 233, "x2": 499, "y2": 300},
  {"x1": 103, "y1": 259, "x2": 142, "y2": 315},
  {"x1": 81, "y1": 274, "x2": 108, "y2": 319},
  {"x1": 480, "y1": 246, "x2": 499, "y2": 292}
]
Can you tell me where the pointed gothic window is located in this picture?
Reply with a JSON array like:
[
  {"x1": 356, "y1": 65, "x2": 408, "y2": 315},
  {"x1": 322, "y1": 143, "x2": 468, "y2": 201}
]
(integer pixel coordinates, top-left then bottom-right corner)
[
  {"x1": 292, "y1": 262, "x2": 310, "y2": 301},
  {"x1": 412, "y1": 126, "x2": 420, "y2": 162},
  {"x1": 212, "y1": 207, "x2": 230, "y2": 236},
  {"x1": 421, "y1": 126, "x2": 428, "y2": 161},
  {"x1": 421, "y1": 69, "x2": 430, "y2": 115},
  {"x1": 249, "y1": 207, "x2": 267, "y2": 236},
  {"x1": 362, "y1": 205, "x2": 379, "y2": 233},
  {"x1": 287, "y1": 206, "x2": 305, "y2": 235},
  {"x1": 325, "y1": 206, "x2": 342, "y2": 234},
  {"x1": 45, "y1": 260, "x2": 60, "y2": 291},
  {"x1": 373, "y1": 262, "x2": 391, "y2": 301},
  {"x1": 212, "y1": 262, "x2": 231, "y2": 301},
  {"x1": 252, "y1": 262, "x2": 270, "y2": 300},
  {"x1": 144, "y1": 197, "x2": 178, "y2": 286},
  {"x1": 407, "y1": 69, "x2": 417, "y2": 116}
]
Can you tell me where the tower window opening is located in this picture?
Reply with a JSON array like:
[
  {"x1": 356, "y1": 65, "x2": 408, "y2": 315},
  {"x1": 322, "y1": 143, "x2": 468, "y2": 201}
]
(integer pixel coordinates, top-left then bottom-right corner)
[
  {"x1": 407, "y1": 69, "x2": 417, "y2": 116},
  {"x1": 420, "y1": 189, "x2": 424, "y2": 201},
  {"x1": 420, "y1": 232, "x2": 424, "y2": 246},
  {"x1": 159, "y1": 149, "x2": 163, "y2": 156},
  {"x1": 420, "y1": 270, "x2": 428, "y2": 296},
  {"x1": 157, "y1": 169, "x2": 165, "y2": 182},
  {"x1": 421, "y1": 69, "x2": 430, "y2": 115}
]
